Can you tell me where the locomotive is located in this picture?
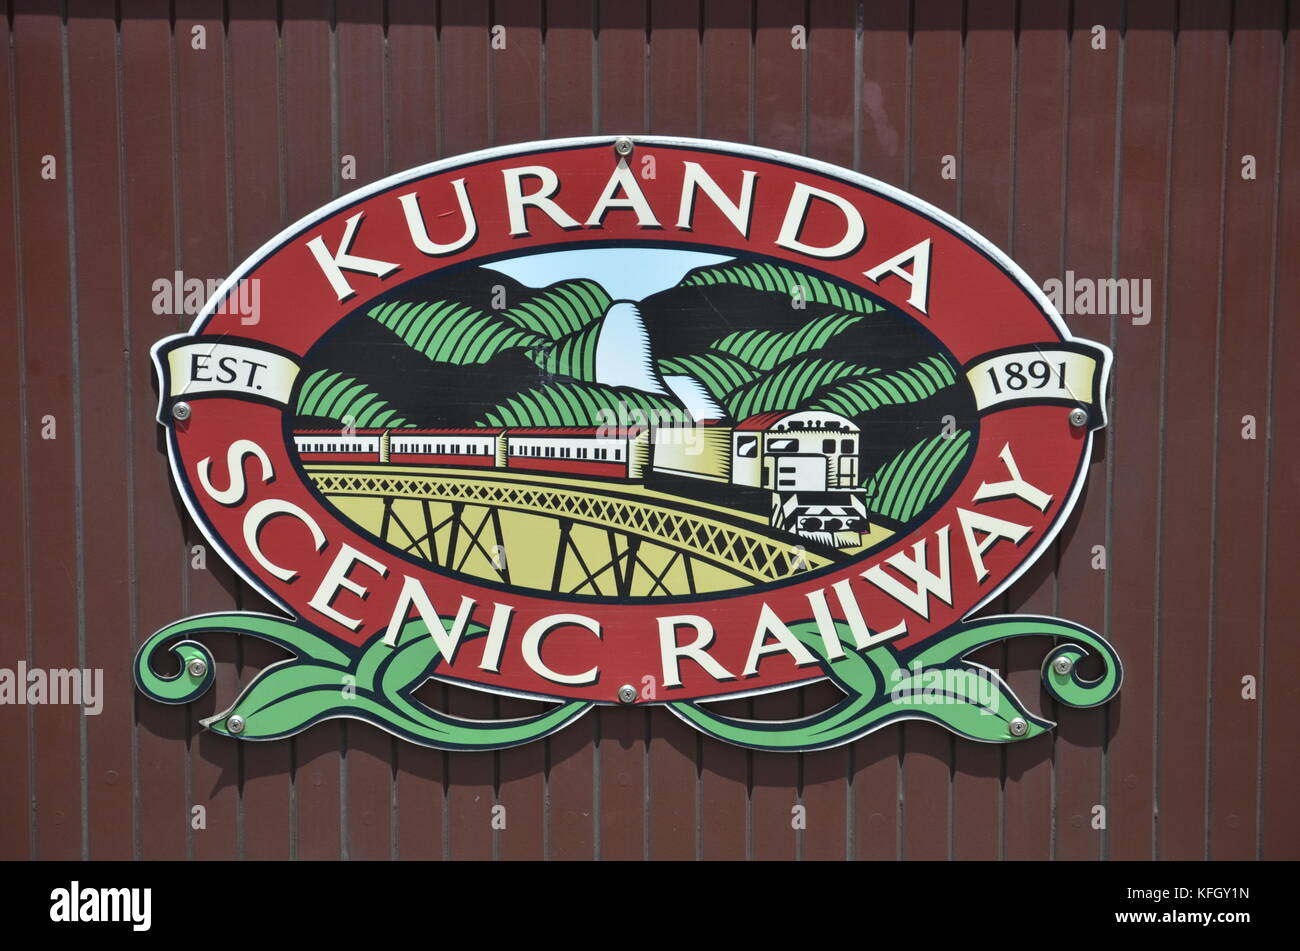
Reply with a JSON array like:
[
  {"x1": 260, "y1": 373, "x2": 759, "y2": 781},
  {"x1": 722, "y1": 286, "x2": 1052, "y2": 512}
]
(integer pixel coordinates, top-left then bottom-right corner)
[{"x1": 293, "y1": 409, "x2": 870, "y2": 548}]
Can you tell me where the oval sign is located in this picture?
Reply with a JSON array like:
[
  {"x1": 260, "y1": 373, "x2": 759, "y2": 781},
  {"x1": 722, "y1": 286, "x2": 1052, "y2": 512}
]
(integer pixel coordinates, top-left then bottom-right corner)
[{"x1": 137, "y1": 137, "x2": 1121, "y2": 752}]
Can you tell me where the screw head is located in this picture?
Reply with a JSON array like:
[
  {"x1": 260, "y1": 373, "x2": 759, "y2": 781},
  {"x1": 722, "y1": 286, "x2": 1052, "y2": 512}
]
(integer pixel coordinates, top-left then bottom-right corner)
[
  {"x1": 1068, "y1": 407, "x2": 1089, "y2": 428},
  {"x1": 186, "y1": 657, "x2": 208, "y2": 679},
  {"x1": 172, "y1": 401, "x2": 192, "y2": 422},
  {"x1": 617, "y1": 684, "x2": 637, "y2": 704},
  {"x1": 226, "y1": 714, "x2": 246, "y2": 735},
  {"x1": 1008, "y1": 716, "x2": 1029, "y2": 737},
  {"x1": 613, "y1": 136, "x2": 634, "y2": 157},
  {"x1": 1053, "y1": 655, "x2": 1074, "y2": 676}
]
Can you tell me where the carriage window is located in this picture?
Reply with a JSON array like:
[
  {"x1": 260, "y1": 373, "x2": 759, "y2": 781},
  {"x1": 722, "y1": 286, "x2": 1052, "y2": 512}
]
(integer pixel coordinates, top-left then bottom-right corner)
[
  {"x1": 767, "y1": 438, "x2": 799, "y2": 454},
  {"x1": 823, "y1": 439, "x2": 836, "y2": 453},
  {"x1": 736, "y1": 436, "x2": 758, "y2": 457},
  {"x1": 841, "y1": 439, "x2": 854, "y2": 454}
]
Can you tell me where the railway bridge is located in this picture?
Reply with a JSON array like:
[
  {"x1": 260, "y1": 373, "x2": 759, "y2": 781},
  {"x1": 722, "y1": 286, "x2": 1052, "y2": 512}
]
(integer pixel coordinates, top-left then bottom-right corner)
[{"x1": 304, "y1": 464, "x2": 839, "y2": 598}]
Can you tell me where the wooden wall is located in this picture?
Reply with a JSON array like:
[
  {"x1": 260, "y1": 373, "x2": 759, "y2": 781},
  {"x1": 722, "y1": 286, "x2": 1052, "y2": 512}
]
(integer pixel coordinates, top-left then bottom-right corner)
[{"x1": 1, "y1": 0, "x2": 1296, "y2": 860}]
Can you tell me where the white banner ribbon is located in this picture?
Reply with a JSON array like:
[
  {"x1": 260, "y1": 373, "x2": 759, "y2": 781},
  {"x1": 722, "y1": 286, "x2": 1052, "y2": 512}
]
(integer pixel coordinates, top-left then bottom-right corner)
[
  {"x1": 965, "y1": 347, "x2": 1099, "y2": 412},
  {"x1": 165, "y1": 341, "x2": 301, "y2": 406}
]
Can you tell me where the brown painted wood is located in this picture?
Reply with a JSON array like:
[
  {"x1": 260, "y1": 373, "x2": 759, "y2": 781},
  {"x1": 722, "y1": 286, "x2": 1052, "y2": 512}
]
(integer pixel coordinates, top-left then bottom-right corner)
[
  {"x1": 227, "y1": 0, "x2": 293, "y2": 861},
  {"x1": 0, "y1": 3, "x2": 31, "y2": 862},
  {"x1": 1054, "y1": 0, "x2": 1122, "y2": 862},
  {"x1": 173, "y1": 0, "x2": 243, "y2": 862},
  {"x1": 1260, "y1": 0, "x2": 1300, "y2": 862},
  {"x1": 1207, "y1": 0, "x2": 1284, "y2": 861},
  {"x1": 12, "y1": 0, "x2": 82, "y2": 863},
  {"x1": 118, "y1": 1, "x2": 189, "y2": 862},
  {"x1": 62, "y1": 2, "x2": 131, "y2": 862},
  {"x1": 900, "y1": 0, "x2": 963, "y2": 861},
  {"x1": 1106, "y1": 0, "x2": 1175, "y2": 862},
  {"x1": 281, "y1": 0, "x2": 342, "y2": 861},
  {"x1": 1003, "y1": 0, "x2": 1070, "y2": 861},
  {"x1": 951, "y1": 0, "x2": 1016, "y2": 862},
  {"x1": 336, "y1": 0, "x2": 395, "y2": 861},
  {"x1": 2, "y1": 0, "x2": 1295, "y2": 863},
  {"x1": 1157, "y1": 0, "x2": 1231, "y2": 861}
]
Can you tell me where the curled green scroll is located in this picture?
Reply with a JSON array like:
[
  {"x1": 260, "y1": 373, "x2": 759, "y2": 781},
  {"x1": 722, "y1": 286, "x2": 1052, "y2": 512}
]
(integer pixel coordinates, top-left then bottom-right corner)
[
  {"x1": 667, "y1": 615, "x2": 1121, "y2": 751},
  {"x1": 134, "y1": 613, "x2": 591, "y2": 751},
  {"x1": 135, "y1": 612, "x2": 1119, "y2": 752}
]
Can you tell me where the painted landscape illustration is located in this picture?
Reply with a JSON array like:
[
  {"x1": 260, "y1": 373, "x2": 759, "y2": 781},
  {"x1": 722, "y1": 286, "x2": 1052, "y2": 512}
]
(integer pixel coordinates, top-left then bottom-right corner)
[{"x1": 288, "y1": 246, "x2": 978, "y2": 599}]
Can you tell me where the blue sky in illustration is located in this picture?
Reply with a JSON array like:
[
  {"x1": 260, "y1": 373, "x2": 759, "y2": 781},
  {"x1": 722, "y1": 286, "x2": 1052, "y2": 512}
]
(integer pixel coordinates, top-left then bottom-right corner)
[{"x1": 481, "y1": 247, "x2": 733, "y2": 302}]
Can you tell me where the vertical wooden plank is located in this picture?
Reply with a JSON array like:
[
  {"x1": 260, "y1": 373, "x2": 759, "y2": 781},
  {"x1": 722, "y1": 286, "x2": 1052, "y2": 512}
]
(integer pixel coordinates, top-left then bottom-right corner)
[
  {"x1": 799, "y1": 0, "x2": 857, "y2": 862},
  {"x1": 1207, "y1": 0, "x2": 1283, "y2": 861},
  {"x1": 0, "y1": 1, "x2": 32, "y2": 863},
  {"x1": 119, "y1": 0, "x2": 189, "y2": 862},
  {"x1": 491, "y1": 0, "x2": 548, "y2": 862},
  {"x1": 388, "y1": 0, "x2": 439, "y2": 171},
  {"x1": 12, "y1": 0, "x2": 82, "y2": 863},
  {"x1": 899, "y1": 0, "x2": 962, "y2": 861},
  {"x1": 859, "y1": 0, "x2": 908, "y2": 187},
  {"x1": 493, "y1": 0, "x2": 542, "y2": 150},
  {"x1": 648, "y1": 0, "x2": 698, "y2": 136},
  {"x1": 386, "y1": 0, "x2": 448, "y2": 859},
  {"x1": 536, "y1": 0, "x2": 597, "y2": 860},
  {"x1": 282, "y1": 0, "x2": 341, "y2": 860},
  {"x1": 227, "y1": 0, "x2": 293, "y2": 860},
  {"x1": 335, "y1": 0, "x2": 393, "y2": 861},
  {"x1": 643, "y1": 0, "x2": 702, "y2": 863},
  {"x1": 748, "y1": 0, "x2": 805, "y2": 863},
  {"x1": 805, "y1": 0, "x2": 856, "y2": 168},
  {"x1": 435, "y1": 3, "x2": 496, "y2": 861},
  {"x1": 696, "y1": 0, "x2": 752, "y2": 862},
  {"x1": 543, "y1": 0, "x2": 594, "y2": 137},
  {"x1": 1053, "y1": 0, "x2": 1122, "y2": 862},
  {"x1": 1260, "y1": 1, "x2": 1300, "y2": 862},
  {"x1": 952, "y1": 0, "x2": 1016, "y2": 861},
  {"x1": 592, "y1": 0, "x2": 648, "y2": 861},
  {"x1": 1156, "y1": 0, "x2": 1230, "y2": 861},
  {"x1": 597, "y1": 0, "x2": 646, "y2": 134},
  {"x1": 700, "y1": 0, "x2": 750, "y2": 145},
  {"x1": 596, "y1": 706, "x2": 646, "y2": 860},
  {"x1": 174, "y1": 0, "x2": 242, "y2": 862},
  {"x1": 1003, "y1": 0, "x2": 1069, "y2": 861},
  {"x1": 66, "y1": 0, "x2": 133, "y2": 861},
  {"x1": 439, "y1": 0, "x2": 492, "y2": 159},
  {"x1": 851, "y1": 0, "x2": 909, "y2": 861},
  {"x1": 1106, "y1": 0, "x2": 1175, "y2": 861}
]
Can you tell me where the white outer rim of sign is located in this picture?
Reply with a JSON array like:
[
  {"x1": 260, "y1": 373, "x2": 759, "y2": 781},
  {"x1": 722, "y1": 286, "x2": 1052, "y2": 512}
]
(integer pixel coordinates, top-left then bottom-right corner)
[{"x1": 149, "y1": 135, "x2": 1115, "y2": 708}]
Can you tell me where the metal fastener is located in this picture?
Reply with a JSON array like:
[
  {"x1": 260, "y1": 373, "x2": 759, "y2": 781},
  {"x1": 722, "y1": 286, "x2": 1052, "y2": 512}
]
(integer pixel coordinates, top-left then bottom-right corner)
[
  {"x1": 1008, "y1": 716, "x2": 1028, "y2": 737},
  {"x1": 613, "y1": 136, "x2": 634, "y2": 157},
  {"x1": 1053, "y1": 655, "x2": 1074, "y2": 676},
  {"x1": 617, "y1": 684, "x2": 637, "y2": 704},
  {"x1": 1068, "y1": 407, "x2": 1089, "y2": 428},
  {"x1": 226, "y1": 714, "x2": 246, "y2": 735},
  {"x1": 172, "y1": 401, "x2": 192, "y2": 421},
  {"x1": 187, "y1": 657, "x2": 208, "y2": 679}
]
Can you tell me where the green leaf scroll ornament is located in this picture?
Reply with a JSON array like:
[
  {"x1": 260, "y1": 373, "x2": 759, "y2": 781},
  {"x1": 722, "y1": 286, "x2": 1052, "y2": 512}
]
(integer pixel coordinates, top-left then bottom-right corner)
[
  {"x1": 134, "y1": 612, "x2": 1119, "y2": 753},
  {"x1": 667, "y1": 615, "x2": 1122, "y2": 752},
  {"x1": 134, "y1": 613, "x2": 592, "y2": 751}
]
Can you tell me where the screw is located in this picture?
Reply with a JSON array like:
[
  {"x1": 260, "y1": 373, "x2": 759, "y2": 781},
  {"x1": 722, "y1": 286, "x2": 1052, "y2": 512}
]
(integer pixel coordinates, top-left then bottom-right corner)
[
  {"x1": 617, "y1": 684, "x2": 637, "y2": 704},
  {"x1": 1053, "y1": 655, "x2": 1074, "y2": 676},
  {"x1": 1068, "y1": 407, "x2": 1089, "y2": 428},
  {"x1": 613, "y1": 136, "x2": 634, "y2": 157},
  {"x1": 226, "y1": 714, "x2": 246, "y2": 735},
  {"x1": 1008, "y1": 716, "x2": 1028, "y2": 737},
  {"x1": 172, "y1": 401, "x2": 192, "y2": 422},
  {"x1": 187, "y1": 657, "x2": 208, "y2": 679}
]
